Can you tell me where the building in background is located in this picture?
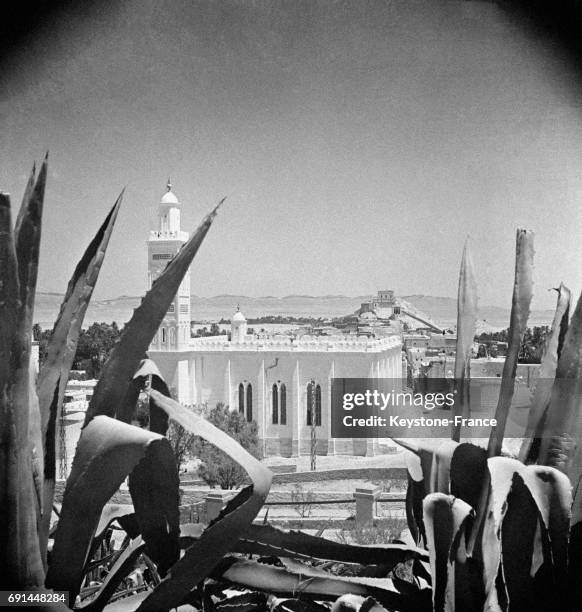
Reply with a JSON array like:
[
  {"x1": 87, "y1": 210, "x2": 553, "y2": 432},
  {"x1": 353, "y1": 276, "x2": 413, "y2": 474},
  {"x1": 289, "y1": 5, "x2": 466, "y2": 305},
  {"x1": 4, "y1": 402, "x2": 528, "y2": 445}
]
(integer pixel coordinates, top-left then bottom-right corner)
[{"x1": 146, "y1": 183, "x2": 403, "y2": 457}]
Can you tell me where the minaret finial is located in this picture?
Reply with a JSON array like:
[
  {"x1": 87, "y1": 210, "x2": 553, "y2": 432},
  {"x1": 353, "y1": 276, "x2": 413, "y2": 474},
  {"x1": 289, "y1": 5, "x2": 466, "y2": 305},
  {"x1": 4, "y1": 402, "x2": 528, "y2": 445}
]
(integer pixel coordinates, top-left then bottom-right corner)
[{"x1": 166, "y1": 177, "x2": 172, "y2": 191}]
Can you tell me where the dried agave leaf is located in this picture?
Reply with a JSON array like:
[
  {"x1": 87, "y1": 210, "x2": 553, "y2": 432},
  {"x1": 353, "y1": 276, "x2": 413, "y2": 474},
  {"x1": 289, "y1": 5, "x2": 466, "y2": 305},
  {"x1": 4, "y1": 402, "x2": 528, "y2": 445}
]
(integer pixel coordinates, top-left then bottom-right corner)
[
  {"x1": 538, "y1": 289, "x2": 582, "y2": 518},
  {"x1": 487, "y1": 229, "x2": 534, "y2": 457},
  {"x1": 519, "y1": 283, "x2": 570, "y2": 463},
  {"x1": 452, "y1": 237, "x2": 478, "y2": 441}
]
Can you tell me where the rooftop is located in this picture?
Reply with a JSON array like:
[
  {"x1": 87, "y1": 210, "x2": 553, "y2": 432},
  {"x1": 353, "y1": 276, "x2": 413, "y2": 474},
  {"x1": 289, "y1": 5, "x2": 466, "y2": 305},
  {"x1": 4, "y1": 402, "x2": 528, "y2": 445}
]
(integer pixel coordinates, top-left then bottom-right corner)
[{"x1": 184, "y1": 333, "x2": 402, "y2": 353}]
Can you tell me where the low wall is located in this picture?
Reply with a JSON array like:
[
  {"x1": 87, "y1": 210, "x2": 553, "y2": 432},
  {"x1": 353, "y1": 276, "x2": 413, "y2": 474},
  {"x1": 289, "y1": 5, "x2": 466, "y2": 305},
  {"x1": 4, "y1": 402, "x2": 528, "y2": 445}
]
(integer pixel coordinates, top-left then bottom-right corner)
[{"x1": 271, "y1": 466, "x2": 408, "y2": 484}]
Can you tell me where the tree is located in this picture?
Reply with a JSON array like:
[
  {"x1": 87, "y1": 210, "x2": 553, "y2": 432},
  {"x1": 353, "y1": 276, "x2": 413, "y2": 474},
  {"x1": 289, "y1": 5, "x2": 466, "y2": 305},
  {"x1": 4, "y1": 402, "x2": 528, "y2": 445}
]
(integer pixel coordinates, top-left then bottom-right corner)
[
  {"x1": 194, "y1": 403, "x2": 260, "y2": 489},
  {"x1": 167, "y1": 420, "x2": 197, "y2": 472},
  {"x1": 72, "y1": 322, "x2": 122, "y2": 378},
  {"x1": 476, "y1": 325, "x2": 549, "y2": 364}
]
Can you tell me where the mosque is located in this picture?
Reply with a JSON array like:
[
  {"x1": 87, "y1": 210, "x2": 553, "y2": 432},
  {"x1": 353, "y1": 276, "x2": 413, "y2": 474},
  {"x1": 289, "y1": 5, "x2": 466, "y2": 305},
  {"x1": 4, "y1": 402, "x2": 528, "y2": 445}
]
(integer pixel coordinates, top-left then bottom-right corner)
[{"x1": 147, "y1": 182, "x2": 403, "y2": 457}]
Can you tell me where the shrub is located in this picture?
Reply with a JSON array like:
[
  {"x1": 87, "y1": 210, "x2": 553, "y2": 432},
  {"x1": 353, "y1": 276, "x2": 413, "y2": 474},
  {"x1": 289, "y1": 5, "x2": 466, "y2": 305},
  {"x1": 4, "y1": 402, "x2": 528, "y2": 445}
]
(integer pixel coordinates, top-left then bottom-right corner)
[{"x1": 194, "y1": 403, "x2": 261, "y2": 489}]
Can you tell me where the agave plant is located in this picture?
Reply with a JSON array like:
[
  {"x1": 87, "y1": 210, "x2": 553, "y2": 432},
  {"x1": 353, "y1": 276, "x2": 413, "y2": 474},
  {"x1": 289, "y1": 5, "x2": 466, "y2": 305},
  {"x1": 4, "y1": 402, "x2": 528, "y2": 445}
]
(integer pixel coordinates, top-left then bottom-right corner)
[{"x1": 398, "y1": 229, "x2": 582, "y2": 612}]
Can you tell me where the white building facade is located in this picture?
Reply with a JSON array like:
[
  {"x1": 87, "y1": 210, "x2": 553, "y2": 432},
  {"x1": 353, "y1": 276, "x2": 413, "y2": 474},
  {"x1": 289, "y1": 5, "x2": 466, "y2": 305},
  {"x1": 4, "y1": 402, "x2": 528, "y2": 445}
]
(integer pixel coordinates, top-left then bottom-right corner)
[{"x1": 147, "y1": 183, "x2": 403, "y2": 457}]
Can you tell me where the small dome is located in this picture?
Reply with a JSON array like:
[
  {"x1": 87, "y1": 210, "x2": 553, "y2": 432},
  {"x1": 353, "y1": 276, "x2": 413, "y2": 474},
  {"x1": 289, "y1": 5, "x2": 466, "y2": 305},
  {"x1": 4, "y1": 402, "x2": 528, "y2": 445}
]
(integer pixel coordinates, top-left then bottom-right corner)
[
  {"x1": 161, "y1": 190, "x2": 179, "y2": 205},
  {"x1": 232, "y1": 307, "x2": 246, "y2": 323},
  {"x1": 160, "y1": 178, "x2": 180, "y2": 206}
]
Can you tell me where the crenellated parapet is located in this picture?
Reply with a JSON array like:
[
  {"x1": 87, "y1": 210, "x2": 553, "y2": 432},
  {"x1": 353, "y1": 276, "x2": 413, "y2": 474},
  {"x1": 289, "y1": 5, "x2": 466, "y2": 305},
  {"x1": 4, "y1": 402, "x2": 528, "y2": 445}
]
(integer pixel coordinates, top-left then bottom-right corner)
[{"x1": 188, "y1": 333, "x2": 402, "y2": 353}]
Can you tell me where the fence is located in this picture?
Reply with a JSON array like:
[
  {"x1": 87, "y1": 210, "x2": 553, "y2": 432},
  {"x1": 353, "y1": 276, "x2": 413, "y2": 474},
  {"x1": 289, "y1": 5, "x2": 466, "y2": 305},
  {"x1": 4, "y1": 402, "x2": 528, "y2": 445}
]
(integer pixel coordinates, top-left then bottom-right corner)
[{"x1": 185, "y1": 485, "x2": 405, "y2": 526}]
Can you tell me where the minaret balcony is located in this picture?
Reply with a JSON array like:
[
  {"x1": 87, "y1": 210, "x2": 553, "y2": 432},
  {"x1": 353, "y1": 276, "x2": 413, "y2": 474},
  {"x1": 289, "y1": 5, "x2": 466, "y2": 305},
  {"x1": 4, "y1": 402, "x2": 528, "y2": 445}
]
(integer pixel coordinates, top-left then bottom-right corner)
[{"x1": 149, "y1": 229, "x2": 189, "y2": 242}]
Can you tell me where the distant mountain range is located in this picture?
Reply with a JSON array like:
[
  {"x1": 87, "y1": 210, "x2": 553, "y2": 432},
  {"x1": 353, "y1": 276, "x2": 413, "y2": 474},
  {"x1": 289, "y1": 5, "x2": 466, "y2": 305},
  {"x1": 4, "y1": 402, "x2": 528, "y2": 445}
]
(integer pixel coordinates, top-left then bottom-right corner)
[{"x1": 32, "y1": 292, "x2": 555, "y2": 332}]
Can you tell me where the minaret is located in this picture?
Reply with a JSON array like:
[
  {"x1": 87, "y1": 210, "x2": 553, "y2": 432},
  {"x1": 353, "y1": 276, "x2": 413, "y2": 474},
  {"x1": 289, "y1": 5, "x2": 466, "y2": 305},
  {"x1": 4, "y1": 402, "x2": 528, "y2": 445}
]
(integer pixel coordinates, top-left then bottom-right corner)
[
  {"x1": 231, "y1": 305, "x2": 248, "y2": 343},
  {"x1": 147, "y1": 179, "x2": 191, "y2": 351}
]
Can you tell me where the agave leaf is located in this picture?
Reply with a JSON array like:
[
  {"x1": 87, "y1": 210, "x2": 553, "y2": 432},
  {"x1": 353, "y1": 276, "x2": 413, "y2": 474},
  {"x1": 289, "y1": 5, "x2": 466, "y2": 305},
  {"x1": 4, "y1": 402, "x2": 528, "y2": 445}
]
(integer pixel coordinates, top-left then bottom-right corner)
[
  {"x1": 487, "y1": 229, "x2": 534, "y2": 457},
  {"x1": 85, "y1": 199, "x2": 225, "y2": 426},
  {"x1": 448, "y1": 443, "x2": 487, "y2": 511},
  {"x1": 271, "y1": 597, "x2": 329, "y2": 611},
  {"x1": 16, "y1": 159, "x2": 48, "y2": 529},
  {"x1": 86, "y1": 503, "x2": 137, "y2": 567},
  {"x1": 14, "y1": 161, "x2": 36, "y2": 231},
  {"x1": 14, "y1": 153, "x2": 47, "y2": 320},
  {"x1": 132, "y1": 358, "x2": 171, "y2": 435},
  {"x1": 474, "y1": 458, "x2": 571, "y2": 610},
  {"x1": 38, "y1": 191, "x2": 123, "y2": 434},
  {"x1": 400, "y1": 439, "x2": 459, "y2": 494},
  {"x1": 77, "y1": 537, "x2": 146, "y2": 612},
  {"x1": 405, "y1": 472, "x2": 426, "y2": 547},
  {"x1": 401, "y1": 440, "x2": 458, "y2": 548},
  {"x1": 519, "y1": 283, "x2": 571, "y2": 464},
  {"x1": 213, "y1": 558, "x2": 411, "y2": 610},
  {"x1": 93, "y1": 503, "x2": 136, "y2": 543},
  {"x1": 0, "y1": 193, "x2": 20, "y2": 384},
  {"x1": 13, "y1": 157, "x2": 47, "y2": 524},
  {"x1": 214, "y1": 591, "x2": 267, "y2": 611},
  {"x1": 38, "y1": 193, "x2": 123, "y2": 561},
  {"x1": 128, "y1": 434, "x2": 180, "y2": 576},
  {"x1": 402, "y1": 441, "x2": 487, "y2": 551},
  {"x1": 533, "y1": 291, "x2": 582, "y2": 599},
  {"x1": 46, "y1": 416, "x2": 179, "y2": 601},
  {"x1": 451, "y1": 237, "x2": 478, "y2": 441},
  {"x1": 0, "y1": 191, "x2": 45, "y2": 588},
  {"x1": 126, "y1": 362, "x2": 179, "y2": 578},
  {"x1": 14, "y1": 157, "x2": 47, "y2": 578},
  {"x1": 423, "y1": 493, "x2": 474, "y2": 612},
  {"x1": 135, "y1": 389, "x2": 271, "y2": 612},
  {"x1": 220, "y1": 523, "x2": 428, "y2": 566},
  {"x1": 30, "y1": 358, "x2": 44, "y2": 517},
  {"x1": 538, "y1": 290, "x2": 582, "y2": 497}
]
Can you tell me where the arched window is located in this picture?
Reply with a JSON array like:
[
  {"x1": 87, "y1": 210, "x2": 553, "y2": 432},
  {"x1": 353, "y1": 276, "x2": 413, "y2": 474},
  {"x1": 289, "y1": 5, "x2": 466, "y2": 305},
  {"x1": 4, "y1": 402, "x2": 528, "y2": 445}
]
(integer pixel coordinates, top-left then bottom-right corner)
[
  {"x1": 161, "y1": 327, "x2": 166, "y2": 344},
  {"x1": 238, "y1": 383, "x2": 245, "y2": 415},
  {"x1": 306, "y1": 381, "x2": 321, "y2": 427},
  {"x1": 246, "y1": 384, "x2": 253, "y2": 422},
  {"x1": 272, "y1": 383, "x2": 278, "y2": 424},
  {"x1": 280, "y1": 383, "x2": 287, "y2": 425}
]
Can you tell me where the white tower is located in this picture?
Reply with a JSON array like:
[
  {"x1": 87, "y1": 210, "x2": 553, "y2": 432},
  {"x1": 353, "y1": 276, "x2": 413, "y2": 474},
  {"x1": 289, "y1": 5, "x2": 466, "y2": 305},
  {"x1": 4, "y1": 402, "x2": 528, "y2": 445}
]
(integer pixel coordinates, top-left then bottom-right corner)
[
  {"x1": 231, "y1": 306, "x2": 248, "y2": 343},
  {"x1": 147, "y1": 179, "x2": 191, "y2": 351}
]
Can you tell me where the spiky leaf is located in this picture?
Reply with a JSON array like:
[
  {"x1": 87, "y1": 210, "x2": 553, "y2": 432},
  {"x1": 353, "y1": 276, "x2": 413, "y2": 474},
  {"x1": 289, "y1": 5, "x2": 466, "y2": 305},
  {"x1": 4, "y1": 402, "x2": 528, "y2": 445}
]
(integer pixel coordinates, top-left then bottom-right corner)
[
  {"x1": 451, "y1": 237, "x2": 478, "y2": 441},
  {"x1": 46, "y1": 416, "x2": 179, "y2": 601},
  {"x1": 85, "y1": 199, "x2": 225, "y2": 426},
  {"x1": 487, "y1": 229, "x2": 534, "y2": 457},
  {"x1": 37, "y1": 192, "x2": 123, "y2": 560}
]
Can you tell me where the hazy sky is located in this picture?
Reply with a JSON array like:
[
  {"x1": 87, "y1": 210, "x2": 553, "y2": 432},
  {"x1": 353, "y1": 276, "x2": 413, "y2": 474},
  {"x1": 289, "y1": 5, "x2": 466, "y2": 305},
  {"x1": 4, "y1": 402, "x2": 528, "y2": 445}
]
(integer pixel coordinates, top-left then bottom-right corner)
[{"x1": 1, "y1": 0, "x2": 581, "y2": 310}]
